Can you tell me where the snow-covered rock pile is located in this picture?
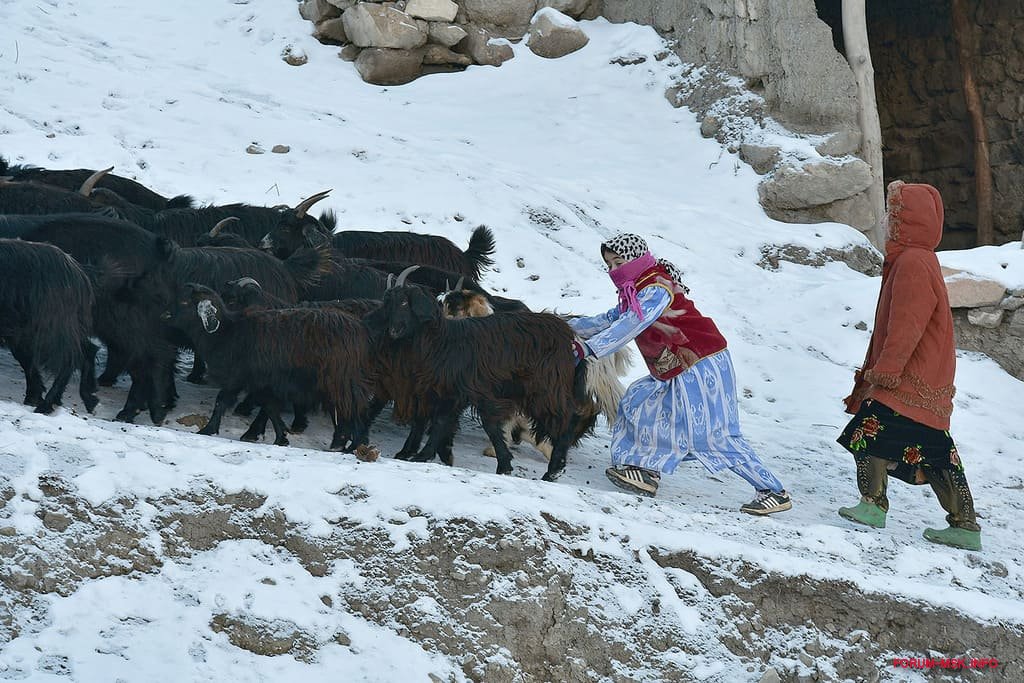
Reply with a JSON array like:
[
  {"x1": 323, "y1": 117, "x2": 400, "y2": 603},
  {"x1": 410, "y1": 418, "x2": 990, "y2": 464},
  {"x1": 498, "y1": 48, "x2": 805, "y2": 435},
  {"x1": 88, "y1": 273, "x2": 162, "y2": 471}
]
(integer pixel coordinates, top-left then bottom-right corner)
[{"x1": 298, "y1": 0, "x2": 597, "y2": 84}]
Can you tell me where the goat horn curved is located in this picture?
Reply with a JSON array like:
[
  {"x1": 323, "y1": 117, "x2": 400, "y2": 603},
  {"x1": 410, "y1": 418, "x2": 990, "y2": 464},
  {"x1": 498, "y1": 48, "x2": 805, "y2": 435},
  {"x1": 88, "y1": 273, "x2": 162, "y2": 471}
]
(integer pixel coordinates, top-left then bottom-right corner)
[
  {"x1": 234, "y1": 277, "x2": 262, "y2": 290},
  {"x1": 394, "y1": 265, "x2": 420, "y2": 288},
  {"x1": 386, "y1": 273, "x2": 396, "y2": 290},
  {"x1": 209, "y1": 216, "x2": 240, "y2": 236},
  {"x1": 78, "y1": 166, "x2": 114, "y2": 196},
  {"x1": 293, "y1": 189, "x2": 332, "y2": 218},
  {"x1": 454, "y1": 276, "x2": 465, "y2": 292}
]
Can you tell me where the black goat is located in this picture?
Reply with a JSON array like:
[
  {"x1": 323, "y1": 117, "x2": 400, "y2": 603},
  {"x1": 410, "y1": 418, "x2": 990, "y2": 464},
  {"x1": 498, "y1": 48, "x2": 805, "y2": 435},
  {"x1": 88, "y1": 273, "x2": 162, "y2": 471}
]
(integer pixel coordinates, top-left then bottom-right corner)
[
  {"x1": 0, "y1": 158, "x2": 192, "y2": 210},
  {"x1": 364, "y1": 276, "x2": 586, "y2": 480},
  {"x1": 0, "y1": 173, "x2": 109, "y2": 215},
  {"x1": 257, "y1": 190, "x2": 496, "y2": 279},
  {"x1": 163, "y1": 284, "x2": 372, "y2": 450},
  {"x1": 0, "y1": 239, "x2": 98, "y2": 414},
  {"x1": 0, "y1": 213, "x2": 178, "y2": 424}
]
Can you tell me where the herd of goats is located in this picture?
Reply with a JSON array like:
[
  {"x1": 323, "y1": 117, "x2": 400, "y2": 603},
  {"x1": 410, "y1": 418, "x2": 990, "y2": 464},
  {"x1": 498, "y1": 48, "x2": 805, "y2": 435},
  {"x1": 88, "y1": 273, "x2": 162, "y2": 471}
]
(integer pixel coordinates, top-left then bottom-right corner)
[{"x1": 0, "y1": 158, "x2": 631, "y2": 481}]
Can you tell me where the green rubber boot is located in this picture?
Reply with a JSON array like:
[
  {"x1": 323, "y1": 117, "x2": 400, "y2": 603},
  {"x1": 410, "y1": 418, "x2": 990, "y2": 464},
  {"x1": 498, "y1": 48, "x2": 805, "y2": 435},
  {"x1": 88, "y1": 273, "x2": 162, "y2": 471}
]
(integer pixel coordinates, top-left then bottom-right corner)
[
  {"x1": 923, "y1": 526, "x2": 982, "y2": 551},
  {"x1": 838, "y1": 499, "x2": 887, "y2": 528}
]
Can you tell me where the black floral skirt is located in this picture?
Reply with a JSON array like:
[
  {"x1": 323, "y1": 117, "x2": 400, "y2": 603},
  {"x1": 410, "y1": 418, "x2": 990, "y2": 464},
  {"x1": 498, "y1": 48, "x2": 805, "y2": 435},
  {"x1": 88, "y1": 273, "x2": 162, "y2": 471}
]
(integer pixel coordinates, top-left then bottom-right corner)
[{"x1": 838, "y1": 399, "x2": 963, "y2": 485}]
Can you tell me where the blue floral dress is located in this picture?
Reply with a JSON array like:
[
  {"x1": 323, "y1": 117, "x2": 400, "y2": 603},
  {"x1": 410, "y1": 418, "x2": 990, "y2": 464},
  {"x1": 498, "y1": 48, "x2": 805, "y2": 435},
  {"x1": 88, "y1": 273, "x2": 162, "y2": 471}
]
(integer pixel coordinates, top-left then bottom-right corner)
[{"x1": 571, "y1": 286, "x2": 785, "y2": 492}]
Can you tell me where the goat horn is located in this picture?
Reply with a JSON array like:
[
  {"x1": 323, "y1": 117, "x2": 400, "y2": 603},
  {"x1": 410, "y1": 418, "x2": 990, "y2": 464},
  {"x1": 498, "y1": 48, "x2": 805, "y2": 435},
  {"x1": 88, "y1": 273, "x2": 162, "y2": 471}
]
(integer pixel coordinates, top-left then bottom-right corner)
[
  {"x1": 394, "y1": 265, "x2": 420, "y2": 288},
  {"x1": 78, "y1": 166, "x2": 114, "y2": 196},
  {"x1": 454, "y1": 276, "x2": 465, "y2": 292},
  {"x1": 234, "y1": 277, "x2": 262, "y2": 290},
  {"x1": 386, "y1": 273, "x2": 396, "y2": 290},
  {"x1": 294, "y1": 189, "x2": 332, "y2": 219},
  {"x1": 209, "y1": 216, "x2": 240, "y2": 236}
]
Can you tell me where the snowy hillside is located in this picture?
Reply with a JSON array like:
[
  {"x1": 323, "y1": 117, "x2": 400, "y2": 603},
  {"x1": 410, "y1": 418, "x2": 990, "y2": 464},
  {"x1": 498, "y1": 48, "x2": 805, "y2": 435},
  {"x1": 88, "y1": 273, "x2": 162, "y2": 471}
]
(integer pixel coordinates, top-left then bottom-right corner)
[{"x1": 1, "y1": 1, "x2": 1023, "y2": 681}]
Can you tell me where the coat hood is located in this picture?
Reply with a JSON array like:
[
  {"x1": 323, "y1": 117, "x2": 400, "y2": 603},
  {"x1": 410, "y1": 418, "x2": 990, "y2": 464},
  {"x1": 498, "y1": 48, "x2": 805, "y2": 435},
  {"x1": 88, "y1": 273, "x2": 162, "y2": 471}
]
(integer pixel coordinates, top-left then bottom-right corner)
[{"x1": 886, "y1": 180, "x2": 944, "y2": 252}]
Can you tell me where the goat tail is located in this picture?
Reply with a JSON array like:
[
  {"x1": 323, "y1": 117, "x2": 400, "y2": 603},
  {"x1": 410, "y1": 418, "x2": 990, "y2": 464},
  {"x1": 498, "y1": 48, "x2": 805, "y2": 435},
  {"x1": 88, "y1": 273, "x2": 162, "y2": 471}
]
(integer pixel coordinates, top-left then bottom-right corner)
[
  {"x1": 167, "y1": 194, "x2": 195, "y2": 209},
  {"x1": 464, "y1": 225, "x2": 496, "y2": 279},
  {"x1": 584, "y1": 346, "x2": 633, "y2": 422},
  {"x1": 285, "y1": 243, "x2": 333, "y2": 289}
]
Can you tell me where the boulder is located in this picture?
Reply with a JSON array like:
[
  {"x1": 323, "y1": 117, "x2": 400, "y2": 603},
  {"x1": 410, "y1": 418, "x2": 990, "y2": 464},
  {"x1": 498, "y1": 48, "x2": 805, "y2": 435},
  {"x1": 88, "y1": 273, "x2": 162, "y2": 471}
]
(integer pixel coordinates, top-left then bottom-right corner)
[
  {"x1": 757, "y1": 159, "x2": 872, "y2": 210},
  {"x1": 406, "y1": 0, "x2": 458, "y2": 23},
  {"x1": 428, "y1": 22, "x2": 468, "y2": 47},
  {"x1": 815, "y1": 129, "x2": 862, "y2": 157},
  {"x1": 325, "y1": 0, "x2": 355, "y2": 9},
  {"x1": 463, "y1": 0, "x2": 537, "y2": 29},
  {"x1": 1010, "y1": 309, "x2": 1024, "y2": 335},
  {"x1": 457, "y1": 26, "x2": 515, "y2": 67},
  {"x1": 339, "y1": 44, "x2": 361, "y2": 61},
  {"x1": 537, "y1": 0, "x2": 591, "y2": 19},
  {"x1": 299, "y1": 0, "x2": 341, "y2": 23},
  {"x1": 739, "y1": 143, "x2": 781, "y2": 175},
  {"x1": 526, "y1": 8, "x2": 589, "y2": 59},
  {"x1": 314, "y1": 17, "x2": 348, "y2": 45},
  {"x1": 354, "y1": 47, "x2": 425, "y2": 85},
  {"x1": 423, "y1": 44, "x2": 473, "y2": 66},
  {"x1": 700, "y1": 116, "x2": 721, "y2": 138},
  {"x1": 945, "y1": 275, "x2": 1006, "y2": 308},
  {"x1": 342, "y1": 4, "x2": 428, "y2": 50},
  {"x1": 968, "y1": 307, "x2": 1004, "y2": 329}
]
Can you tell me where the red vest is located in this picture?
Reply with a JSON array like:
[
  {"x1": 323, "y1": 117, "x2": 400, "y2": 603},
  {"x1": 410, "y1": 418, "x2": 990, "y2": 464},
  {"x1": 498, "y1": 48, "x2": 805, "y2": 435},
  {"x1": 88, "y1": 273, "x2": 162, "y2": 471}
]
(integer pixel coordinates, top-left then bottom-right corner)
[{"x1": 633, "y1": 267, "x2": 728, "y2": 380}]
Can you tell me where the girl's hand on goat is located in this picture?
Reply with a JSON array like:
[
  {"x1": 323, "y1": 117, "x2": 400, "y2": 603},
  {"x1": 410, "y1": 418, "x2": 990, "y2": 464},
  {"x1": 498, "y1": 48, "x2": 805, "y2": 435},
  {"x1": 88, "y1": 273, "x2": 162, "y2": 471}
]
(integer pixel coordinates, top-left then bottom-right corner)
[{"x1": 572, "y1": 338, "x2": 590, "y2": 365}]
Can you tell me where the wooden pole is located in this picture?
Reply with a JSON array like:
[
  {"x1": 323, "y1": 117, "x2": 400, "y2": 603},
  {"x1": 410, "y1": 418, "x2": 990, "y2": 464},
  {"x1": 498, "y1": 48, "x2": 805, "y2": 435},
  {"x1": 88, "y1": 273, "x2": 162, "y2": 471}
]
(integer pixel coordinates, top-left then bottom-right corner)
[
  {"x1": 841, "y1": 0, "x2": 886, "y2": 251},
  {"x1": 951, "y1": 0, "x2": 994, "y2": 246}
]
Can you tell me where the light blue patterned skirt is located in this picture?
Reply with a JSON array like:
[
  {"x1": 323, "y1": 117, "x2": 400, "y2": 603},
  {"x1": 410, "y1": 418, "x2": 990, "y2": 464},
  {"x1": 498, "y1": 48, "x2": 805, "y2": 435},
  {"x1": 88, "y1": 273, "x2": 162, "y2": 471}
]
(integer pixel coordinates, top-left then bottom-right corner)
[{"x1": 611, "y1": 350, "x2": 767, "y2": 476}]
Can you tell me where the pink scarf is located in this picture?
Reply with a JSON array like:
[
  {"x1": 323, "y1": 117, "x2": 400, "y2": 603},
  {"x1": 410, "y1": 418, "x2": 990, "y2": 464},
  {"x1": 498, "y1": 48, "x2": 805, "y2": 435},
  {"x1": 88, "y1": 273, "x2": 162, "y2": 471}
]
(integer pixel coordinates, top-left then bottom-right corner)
[{"x1": 609, "y1": 251, "x2": 656, "y2": 317}]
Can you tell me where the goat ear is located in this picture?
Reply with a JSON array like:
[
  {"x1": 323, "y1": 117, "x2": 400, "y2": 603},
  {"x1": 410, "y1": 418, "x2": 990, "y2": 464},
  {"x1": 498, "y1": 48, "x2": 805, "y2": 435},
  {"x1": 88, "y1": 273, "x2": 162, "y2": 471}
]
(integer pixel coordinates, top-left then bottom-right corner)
[
  {"x1": 197, "y1": 299, "x2": 221, "y2": 334},
  {"x1": 301, "y1": 223, "x2": 330, "y2": 248},
  {"x1": 410, "y1": 289, "x2": 438, "y2": 323}
]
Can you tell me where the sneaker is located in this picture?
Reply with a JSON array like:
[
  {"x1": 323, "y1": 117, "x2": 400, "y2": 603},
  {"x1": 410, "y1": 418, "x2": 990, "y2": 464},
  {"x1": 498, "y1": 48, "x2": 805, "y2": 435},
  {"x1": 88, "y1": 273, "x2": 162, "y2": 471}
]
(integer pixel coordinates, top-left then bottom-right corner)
[
  {"x1": 838, "y1": 498, "x2": 887, "y2": 529},
  {"x1": 740, "y1": 490, "x2": 792, "y2": 515},
  {"x1": 923, "y1": 526, "x2": 982, "y2": 551},
  {"x1": 605, "y1": 466, "x2": 660, "y2": 497}
]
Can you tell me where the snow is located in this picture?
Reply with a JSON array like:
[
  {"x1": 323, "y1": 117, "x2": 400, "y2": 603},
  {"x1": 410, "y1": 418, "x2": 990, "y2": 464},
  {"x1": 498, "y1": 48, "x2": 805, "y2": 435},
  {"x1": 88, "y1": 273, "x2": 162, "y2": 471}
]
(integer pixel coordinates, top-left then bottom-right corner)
[
  {"x1": 2, "y1": 0, "x2": 1023, "y2": 679},
  {"x1": 533, "y1": 7, "x2": 578, "y2": 29}
]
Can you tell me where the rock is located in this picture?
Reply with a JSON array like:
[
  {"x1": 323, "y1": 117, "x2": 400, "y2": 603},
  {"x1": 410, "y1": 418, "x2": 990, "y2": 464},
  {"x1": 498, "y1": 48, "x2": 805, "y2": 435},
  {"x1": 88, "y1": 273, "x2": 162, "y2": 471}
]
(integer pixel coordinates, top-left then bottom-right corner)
[
  {"x1": 354, "y1": 47, "x2": 425, "y2": 85},
  {"x1": 42, "y1": 511, "x2": 72, "y2": 532},
  {"x1": 406, "y1": 0, "x2": 458, "y2": 23},
  {"x1": 945, "y1": 276, "x2": 1006, "y2": 308},
  {"x1": 798, "y1": 652, "x2": 814, "y2": 668},
  {"x1": 463, "y1": 0, "x2": 537, "y2": 29},
  {"x1": 422, "y1": 44, "x2": 472, "y2": 66},
  {"x1": 271, "y1": 145, "x2": 290, "y2": 154},
  {"x1": 759, "y1": 669, "x2": 782, "y2": 683},
  {"x1": 245, "y1": 144, "x2": 264, "y2": 155},
  {"x1": 325, "y1": 0, "x2": 354, "y2": 9},
  {"x1": 968, "y1": 307, "x2": 1004, "y2": 328},
  {"x1": 758, "y1": 243, "x2": 881, "y2": 277},
  {"x1": 1010, "y1": 309, "x2": 1024, "y2": 335},
  {"x1": 428, "y1": 22, "x2": 468, "y2": 47},
  {"x1": 457, "y1": 26, "x2": 515, "y2": 67},
  {"x1": 538, "y1": 0, "x2": 590, "y2": 19},
  {"x1": 999, "y1": 296, "x2": 1024, "y2": 311},
  {"x1": 758, "y1": 159, "x2": 873, "y2": 210},
  {"x1": 339, "y1": 44, "x2": 361, "y2": 62},
  {"x1": 526, "y1": 8, "x2": 589, "y2": 59},
  {"x1": 343, "y1": 4, "x2": 428, "y2": 50},
  {"x1": 299, "y1": 0, "x2": 341, "y2": 23},
  {"x1": 281, "y1": 47, "x2": 308, "y2": 67},
  {"x1": 700, "y1": 116, "x2": 721, "y2": 138},
  {"x1": 815, "y1": 129, "x2": 862, "y2": 157},
  {"x1": 739, "y1": 143, "x2": 781, "y2": 175},
  {"x1": 855, "y1": 321, "x2": 868, "y2": 331},
  {"x1": 314, "y1": 17, "x2": 348, "y2": 45}
]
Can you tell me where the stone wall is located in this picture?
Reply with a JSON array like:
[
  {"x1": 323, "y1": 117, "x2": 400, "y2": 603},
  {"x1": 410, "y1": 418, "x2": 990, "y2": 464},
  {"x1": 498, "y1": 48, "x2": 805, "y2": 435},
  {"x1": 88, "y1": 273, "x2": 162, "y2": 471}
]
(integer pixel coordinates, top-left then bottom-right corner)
[
  {"x1": 818, "y1": 0, "x2": 1024, "y2": 249},
  {"x1": 945, "y1": 270, "x2": 1024, "y2": 380},
  {"x1": 599, "y1": 0, "x2": 877, "y2": 237}
]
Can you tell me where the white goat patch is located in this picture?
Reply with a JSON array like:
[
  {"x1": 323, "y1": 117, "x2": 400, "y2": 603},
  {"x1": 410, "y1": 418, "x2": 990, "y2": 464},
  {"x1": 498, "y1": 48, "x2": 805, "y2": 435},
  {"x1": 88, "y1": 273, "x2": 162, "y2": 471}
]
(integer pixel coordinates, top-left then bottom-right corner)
[{"x1": 197, "y1": 300, "x2": 220, "y2": 333}]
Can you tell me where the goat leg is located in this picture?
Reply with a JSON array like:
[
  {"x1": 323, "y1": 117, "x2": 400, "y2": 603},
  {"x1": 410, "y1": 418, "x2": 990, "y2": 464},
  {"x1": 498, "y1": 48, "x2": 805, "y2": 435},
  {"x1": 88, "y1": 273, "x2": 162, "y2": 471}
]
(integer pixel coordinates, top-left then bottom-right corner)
[
  {"x1": 198, "y1": 388, "x2": 239, "y2": 436},
  {"x1": 233, "y1": 392, "x2": 258, "y2": 417},
  {"x1": 541, "y1": 414, "x2": 580, "y2": 482},
  {"x1": 412, "y1": 408, "x2": 458, "y2": 464},
  {"x1": 185, "y1": 353, "x2": 206, "y2": 384},
  {"x1": 115, "y1": 370, "x2": 149, "y2": 423},
  {"x1": 239, "y1": 408, "x2": 269, "y2": 442},
  {"x1": 79, "y1": 340, "x2": 99, "y2": 413},
  {"x1": 36, "y1": 362, "x2": 74, "y2": 415},
  {"x1": 481, "y1": 414, "x2": 515, "y2": 476},
  {"x1": 395, "y1": 417, "x2": 427, "y2": 460},
  {"x1": 290, "y1": 404, "x2": 309, "y2": 434},
  {"x1": 264, "y1": 398, "x2": 290, "y2": 446},
  {"x1": 97, "y1": 346, "x2": 128, "y2": 386},
  {"x1": 11, "y1": 346, "x2": 44, "y2": 407}
]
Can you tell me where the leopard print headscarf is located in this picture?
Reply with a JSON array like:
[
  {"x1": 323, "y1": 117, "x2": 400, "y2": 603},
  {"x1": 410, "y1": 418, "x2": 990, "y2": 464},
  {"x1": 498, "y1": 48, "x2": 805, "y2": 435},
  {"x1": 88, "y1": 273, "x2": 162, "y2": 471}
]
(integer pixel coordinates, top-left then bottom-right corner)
[{"x1": 601, "y1": 233, "x2": 687, "y2": 289}]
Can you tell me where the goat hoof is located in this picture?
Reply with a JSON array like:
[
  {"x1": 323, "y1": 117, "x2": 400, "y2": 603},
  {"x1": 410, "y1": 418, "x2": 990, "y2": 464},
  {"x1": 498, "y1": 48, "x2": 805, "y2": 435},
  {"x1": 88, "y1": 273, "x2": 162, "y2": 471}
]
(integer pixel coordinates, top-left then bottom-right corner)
[
  {"x1": 541, "y1": 469, "x2": 564, "y2": 482},
  {"x1": 114, "y1": 409, "x2": 138, "y2": 423},
  {"x1": 83, "y1": 395, "x2": 99, "y2": 413},
  {"x1": 274, "y1": 437, "x2": 290, "y2": 447},
  {"x1": 185, "y1": 373, "x2": 205, "y2": 385},
  {"x1": 409, "y1": 452, "x2": 436, "y2": 463},
  {"x1": 394, "y1": 450, "x2": 414, "y2": 461},
  {"x1": 34, "y1": 402, "x2": 56, "y2": 415},
  {"x1": 496, "y1": 465, "x2": 514, "y2": 476},
  {"x1": 198, "y1": 425, "x2": 219, "y2": 437},
  {"x1": 97, "y1": 374, "x2": 119, "y2": 387},
  {"x1": 440, "y1": 453, "x2": 454, "y2": 466},
  {"x1": 290, "y1": 419, "x2": 309, "y2": 434},
  {"x1": 23, "y1": 395, "x2": 42, "y2": 407},
  {"x1": 239, "y1": 432, "x2": 260, "y2": 443}
]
